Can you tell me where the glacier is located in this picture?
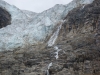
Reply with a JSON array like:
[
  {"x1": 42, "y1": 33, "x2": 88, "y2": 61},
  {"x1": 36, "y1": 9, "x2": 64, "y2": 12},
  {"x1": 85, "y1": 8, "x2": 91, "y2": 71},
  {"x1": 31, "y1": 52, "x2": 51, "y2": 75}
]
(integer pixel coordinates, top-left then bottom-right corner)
[{"x1": 0, "y1": 0, "x2": 94, "y2": 51}]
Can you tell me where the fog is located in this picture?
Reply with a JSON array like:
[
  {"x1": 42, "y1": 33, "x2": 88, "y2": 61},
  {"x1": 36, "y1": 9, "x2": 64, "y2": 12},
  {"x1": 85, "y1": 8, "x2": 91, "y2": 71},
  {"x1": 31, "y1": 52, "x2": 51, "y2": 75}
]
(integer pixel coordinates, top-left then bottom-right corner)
[{"x1": 4, "y1": 0, "x2": 72, "y2": 13}]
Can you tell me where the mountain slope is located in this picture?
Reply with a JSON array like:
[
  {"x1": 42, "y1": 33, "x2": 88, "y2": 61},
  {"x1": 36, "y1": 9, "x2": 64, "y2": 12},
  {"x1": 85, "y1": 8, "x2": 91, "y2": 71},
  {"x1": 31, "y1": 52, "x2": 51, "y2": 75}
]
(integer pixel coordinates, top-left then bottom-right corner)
[
  {"x1": 0, "y1": 0, "x2": 94, "y2": 51},
  {"x1": 1, "y1": 0, "x2": 100, "y2": 75}
]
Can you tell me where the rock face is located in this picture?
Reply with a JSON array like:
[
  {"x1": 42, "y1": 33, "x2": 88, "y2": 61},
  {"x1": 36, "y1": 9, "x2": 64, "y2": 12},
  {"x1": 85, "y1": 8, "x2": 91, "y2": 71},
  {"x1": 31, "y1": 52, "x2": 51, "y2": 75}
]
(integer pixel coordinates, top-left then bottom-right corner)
[
  {"x1": 56, "y1": 0, "x2": 100, "y2": 74},
  {"x1": 1, "y1": 0, "x2": 100, "y2": 75},
  {"x1": 0, "y1": 7, "x2": 11, "y2": 28},
  {"x1": 59, "y1": 0, "x2": 100, "y2": 49}
]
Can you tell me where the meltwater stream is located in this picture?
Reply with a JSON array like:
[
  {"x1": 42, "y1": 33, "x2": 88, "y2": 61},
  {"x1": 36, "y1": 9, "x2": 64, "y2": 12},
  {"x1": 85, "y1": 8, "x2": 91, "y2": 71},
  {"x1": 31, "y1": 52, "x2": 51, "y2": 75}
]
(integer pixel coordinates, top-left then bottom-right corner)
[
  {"x1": 46, "y1": 21, "x2": 64, "y2": 75},
  {"x1": 54, "y1": 46, "x2": 61, "y2": 59},
  {"x1": 46, "y1": 20, "x2": 65, "y2": 75},
  {"x1": 47, "y1": 24, "x2": 62, "y2": 47},
  {"x1": 47, "y1": 20, "x2": 66, "y2": 47},
  {"x1": 46, "y1": 46, "x2": 62, "y2": 75},
  {"x1": 46, "y1": 62, "x2": 52, "y2": 75}
]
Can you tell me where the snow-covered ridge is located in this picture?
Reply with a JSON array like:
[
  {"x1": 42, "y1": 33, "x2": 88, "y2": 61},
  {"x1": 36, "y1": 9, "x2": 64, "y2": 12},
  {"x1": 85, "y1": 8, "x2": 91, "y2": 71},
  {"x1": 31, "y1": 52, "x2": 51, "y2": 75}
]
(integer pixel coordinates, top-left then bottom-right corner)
[{"x1": 0, "y1": 0, "x2": 94, "y2": 51}]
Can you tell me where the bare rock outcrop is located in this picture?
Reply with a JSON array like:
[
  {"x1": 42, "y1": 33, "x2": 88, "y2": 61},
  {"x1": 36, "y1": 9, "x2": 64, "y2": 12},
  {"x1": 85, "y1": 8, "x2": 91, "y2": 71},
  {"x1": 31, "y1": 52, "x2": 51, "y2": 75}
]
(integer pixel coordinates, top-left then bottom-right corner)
[{"x1": 0, "y1": 7, "x2": 11, "y2": 28}]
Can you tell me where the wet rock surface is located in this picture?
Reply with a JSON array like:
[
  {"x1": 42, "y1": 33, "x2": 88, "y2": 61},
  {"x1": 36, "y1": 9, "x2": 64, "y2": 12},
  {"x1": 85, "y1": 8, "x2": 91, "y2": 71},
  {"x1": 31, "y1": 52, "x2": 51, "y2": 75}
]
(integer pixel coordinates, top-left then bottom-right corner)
[
  {"x1": 0, "y1": 7, "x2": 11, "y2": 28},
  {"x1": 0, "y1": 0, "x2": 100, "y2": 75}
]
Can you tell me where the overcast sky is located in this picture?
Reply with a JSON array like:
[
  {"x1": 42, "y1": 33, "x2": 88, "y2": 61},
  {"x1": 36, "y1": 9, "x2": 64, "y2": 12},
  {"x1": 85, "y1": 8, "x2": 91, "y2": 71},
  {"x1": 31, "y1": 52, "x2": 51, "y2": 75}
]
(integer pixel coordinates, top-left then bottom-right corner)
[{"x1": 4, "y1": 0, "x2": 72, "y2": 13}]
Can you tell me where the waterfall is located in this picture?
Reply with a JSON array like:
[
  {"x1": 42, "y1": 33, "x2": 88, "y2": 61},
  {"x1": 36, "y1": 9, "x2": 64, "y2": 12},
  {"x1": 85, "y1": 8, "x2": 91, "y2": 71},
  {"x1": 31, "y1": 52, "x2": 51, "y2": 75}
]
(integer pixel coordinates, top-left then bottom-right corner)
[
  {"x1": 48, "y1": 24, "x2": 62, "y2": 46},
  {"x1": 46, "y1": 62, "x2": 52, "y2": 75},
  {"x1": 48, "y1": 62, "x2": 52, "y2": 69},
  {"x1": 46, "y1": 70, "x2": 49, "y2": 75},
  {"x1": 54, "y1": 46, "x2": 61, "y2": 59},
  {"x1": 46, "y1": 21, "x2": 64, "y2": 75},
  {"x1": 46, "y1": 46, "x2": 62, "y2": 75}
]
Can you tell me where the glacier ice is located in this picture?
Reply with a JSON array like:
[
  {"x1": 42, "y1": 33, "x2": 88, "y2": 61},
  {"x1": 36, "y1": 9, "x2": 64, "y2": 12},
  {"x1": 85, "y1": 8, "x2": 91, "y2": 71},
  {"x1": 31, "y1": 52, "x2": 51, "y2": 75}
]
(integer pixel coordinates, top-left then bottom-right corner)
[{"x1": 0, "y1": 0, "x2": 94, "y2": 51}]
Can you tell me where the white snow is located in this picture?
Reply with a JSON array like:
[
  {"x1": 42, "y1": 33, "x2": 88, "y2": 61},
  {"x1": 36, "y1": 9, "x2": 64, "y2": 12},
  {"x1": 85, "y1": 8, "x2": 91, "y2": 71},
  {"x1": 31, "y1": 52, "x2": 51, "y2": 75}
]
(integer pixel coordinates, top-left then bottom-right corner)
[
  {"x1": 22, "y1": 10, "x2": 37, "y2": 18},
  {"x1": 0, "y1": 0, "x2": 94, "y2": 51}
]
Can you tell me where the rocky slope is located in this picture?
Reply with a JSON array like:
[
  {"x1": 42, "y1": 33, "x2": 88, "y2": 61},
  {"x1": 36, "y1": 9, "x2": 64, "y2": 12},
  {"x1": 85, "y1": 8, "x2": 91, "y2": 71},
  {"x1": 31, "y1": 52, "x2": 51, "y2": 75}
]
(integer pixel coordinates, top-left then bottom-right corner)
[
  {"x1": 54, "y1": 0, "x2": 100, "y2": 74},
  {"x1": 0, "y1": 0, "x2": 100, "y2": 75}
]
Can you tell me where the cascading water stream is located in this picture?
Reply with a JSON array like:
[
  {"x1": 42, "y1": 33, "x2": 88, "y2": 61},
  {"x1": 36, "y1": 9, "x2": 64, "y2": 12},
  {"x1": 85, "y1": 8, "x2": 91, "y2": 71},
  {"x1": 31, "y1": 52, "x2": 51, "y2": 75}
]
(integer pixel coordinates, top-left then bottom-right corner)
[
  {"x1": 46, "y1": 21, "x2": 64, "y2": 75},
  {"x1": 46, "y1": 46, "x2": 62, "y2": 75},
  {"x1": 46, "y1": 62, "x2": 52, "y2": 75},
  {"x1": 47, "y1": 23, "x2": 62, "y2": 47},
  {"x1": 54, "y1": 46, "x2": 61, "y2": 59}
]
